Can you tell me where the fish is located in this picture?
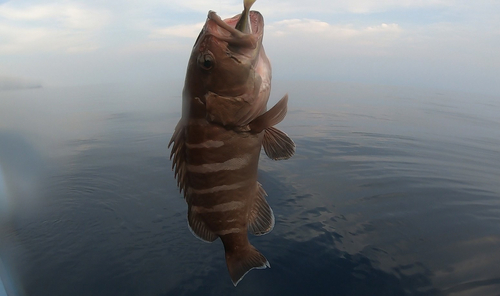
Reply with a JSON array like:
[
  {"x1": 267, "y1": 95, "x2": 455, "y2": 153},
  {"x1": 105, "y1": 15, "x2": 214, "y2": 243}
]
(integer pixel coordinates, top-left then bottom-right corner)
[{"x1": 168, "y1": 0, "x2": 295, "y2": 286}]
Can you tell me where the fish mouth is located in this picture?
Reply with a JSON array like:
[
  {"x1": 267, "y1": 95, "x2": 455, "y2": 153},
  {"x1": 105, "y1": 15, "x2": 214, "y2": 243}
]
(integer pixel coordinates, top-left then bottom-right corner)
[{"x1": 205, "y1": 10, "x2": 263, "y2": 50}]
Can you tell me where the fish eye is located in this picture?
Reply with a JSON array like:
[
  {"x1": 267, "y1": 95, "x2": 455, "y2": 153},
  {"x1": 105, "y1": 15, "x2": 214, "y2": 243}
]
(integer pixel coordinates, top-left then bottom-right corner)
[{"x1": 198, "y1": 53, "x2": 215, "y2": 70}]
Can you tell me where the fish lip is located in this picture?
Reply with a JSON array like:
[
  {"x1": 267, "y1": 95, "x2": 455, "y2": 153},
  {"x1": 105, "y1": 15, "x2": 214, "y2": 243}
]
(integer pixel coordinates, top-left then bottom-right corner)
[{"x1": 205, "y1": 10, "x2": 264, "y2": 49}]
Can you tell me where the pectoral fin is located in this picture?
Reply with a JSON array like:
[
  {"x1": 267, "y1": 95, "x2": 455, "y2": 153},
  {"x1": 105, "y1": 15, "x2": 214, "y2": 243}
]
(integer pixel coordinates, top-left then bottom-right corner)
[
  {"x1": 263, "y1": 126, "x2": 295, "y2": 160},
  {"x1": 248, "y1": 94, "x2": 295, "y2": 160},
  {"x1": 248, "y1": 94, "x2": 288, "y2": 133}
]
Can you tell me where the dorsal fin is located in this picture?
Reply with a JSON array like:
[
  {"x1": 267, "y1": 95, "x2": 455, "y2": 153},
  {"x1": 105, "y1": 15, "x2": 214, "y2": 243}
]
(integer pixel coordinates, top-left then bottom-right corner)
[{"x1": 168, "y1": 120, "x2": 188, "y2": 196}]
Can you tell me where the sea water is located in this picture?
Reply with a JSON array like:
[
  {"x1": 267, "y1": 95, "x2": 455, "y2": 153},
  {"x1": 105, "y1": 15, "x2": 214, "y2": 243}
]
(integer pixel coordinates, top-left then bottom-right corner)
[{"x1": 0, "y1": 81, "x2": 499, "y2": 295}]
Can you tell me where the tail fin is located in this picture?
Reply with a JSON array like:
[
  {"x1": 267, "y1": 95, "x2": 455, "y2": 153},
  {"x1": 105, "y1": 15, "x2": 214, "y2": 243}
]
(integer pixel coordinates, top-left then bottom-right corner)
[{"x1": 225, "y1": 245, "x2": 270, "y2": 286}]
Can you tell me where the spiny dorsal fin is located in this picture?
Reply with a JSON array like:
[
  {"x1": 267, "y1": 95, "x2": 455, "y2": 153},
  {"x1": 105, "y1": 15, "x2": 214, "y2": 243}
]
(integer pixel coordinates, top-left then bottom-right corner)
[
  {"x1": 248, "y1": 183, "x2": 275, "y2": 235},
  {"x1": 168, "y1": 120, "x2": 188, "y2": 196},
  {"x1": 263, "y1": 126, "x2": 295, "y2": 160},
  {"x1": 248, "y1": 94, "x2": 288, "y2": 133}
]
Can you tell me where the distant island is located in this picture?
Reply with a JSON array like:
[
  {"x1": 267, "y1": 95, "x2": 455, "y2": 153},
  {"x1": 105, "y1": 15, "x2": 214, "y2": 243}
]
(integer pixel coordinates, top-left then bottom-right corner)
[{"x1": 0, "y1": 76, "x2": 42, "y2": 90}]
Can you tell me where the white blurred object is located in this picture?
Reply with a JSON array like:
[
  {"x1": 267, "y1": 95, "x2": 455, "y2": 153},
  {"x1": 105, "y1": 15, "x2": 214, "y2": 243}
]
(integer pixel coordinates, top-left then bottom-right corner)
[
  {"x1": 0, "y1": 133, "x2": 42, "y2": 296},
  {"x1": 0, "y1": 260, "x2": 8, "y2": 296},
  {"x1": 0, "y1": 133, "x2": 44, "y2": 220},
  {"x1": 0, "y1": 166, "x2": 9, "y2": 220},
  {"x1": 0, "y1": 277, "x2": 7, "y2": 296},
  {"x1": 0, "y1": 257, "x2": 24, "y2": 296}
]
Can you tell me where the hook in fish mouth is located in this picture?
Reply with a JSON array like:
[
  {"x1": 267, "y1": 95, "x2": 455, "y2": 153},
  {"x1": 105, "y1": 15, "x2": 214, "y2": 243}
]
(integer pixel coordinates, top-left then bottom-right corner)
[{"x1": 207, "y1": 10, "x2": 260, "y2": 49}]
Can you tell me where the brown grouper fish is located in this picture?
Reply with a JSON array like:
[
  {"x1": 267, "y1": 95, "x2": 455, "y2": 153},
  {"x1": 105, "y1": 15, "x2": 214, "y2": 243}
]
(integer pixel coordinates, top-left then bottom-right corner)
[{"x1": 168, "y1": 0, "x2": 295, "y2": 286}]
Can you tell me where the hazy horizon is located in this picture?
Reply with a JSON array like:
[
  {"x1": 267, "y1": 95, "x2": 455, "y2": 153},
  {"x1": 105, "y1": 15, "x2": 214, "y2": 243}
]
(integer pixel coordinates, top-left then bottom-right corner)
[{"x1": 1, "y1": 0, "x2": 499, "y2": 95}]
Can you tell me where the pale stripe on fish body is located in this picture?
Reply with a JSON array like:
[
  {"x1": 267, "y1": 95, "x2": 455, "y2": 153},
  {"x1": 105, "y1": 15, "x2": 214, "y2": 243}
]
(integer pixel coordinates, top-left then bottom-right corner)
[
  {"x1": 168, "y1": 0, "x2": 295, "y2": 286},
  {"x1": 186, "y1": 154, "x2": 251, "y2": 173}
]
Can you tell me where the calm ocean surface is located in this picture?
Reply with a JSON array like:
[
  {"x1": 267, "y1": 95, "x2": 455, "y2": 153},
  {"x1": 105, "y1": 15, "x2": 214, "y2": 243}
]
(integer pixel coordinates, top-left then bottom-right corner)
[{"x1": 1, "y1": 81, "x2": 499, "y2": 296}]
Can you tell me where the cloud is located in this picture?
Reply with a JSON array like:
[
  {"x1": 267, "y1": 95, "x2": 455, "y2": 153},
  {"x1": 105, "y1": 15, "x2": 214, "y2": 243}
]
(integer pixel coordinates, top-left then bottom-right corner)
[
  {"x1": 268, "y1": 19, "x2": 402, "y2": 38},
  {"x1": 247, "y1": 0, "x2": 456, "y2": 18},
  {"x1": 0, "y1": 4, "x2": 55, "y2": 20},
  {"x1": 269, "y1": 19, "x2": 332, "y2": 35},
  {"x1": 0, "y1": 24, "x2": 101, "y2": 54},
  {"x1": 117, "y1": 40, "x2": 193, "y2": 55},
  {"x1": 149, "y1": 22, "x2": 205, "y2": 39},
  {"x1": 0, "y1": 2, "x2": 110, "y2": 29},
  {"x1": 266, "y1": 19, "x2": 403, "y2": 56},
  {"x1": 0, "y1": 2, "x2": 110, "y2": 54},
  {"x1": 113, "y1": 0, "x2": 453, "y2": 17},
  {"x1": 366, "y1": 23, "x2": 402, "y2": 33},
  {"x1": 142, "y1": 17, "x2": 403, "y2": 58},
  {"x1": 0, "y1": 0, "x2": 498, "y2": 94},
  {"x1": 334, "y1": 0, "x2": 453, "y2": 14}
]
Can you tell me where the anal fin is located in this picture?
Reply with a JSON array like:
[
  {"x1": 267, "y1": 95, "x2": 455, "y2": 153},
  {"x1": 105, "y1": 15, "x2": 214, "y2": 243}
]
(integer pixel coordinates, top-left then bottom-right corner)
[
  {"x1": 248, "y1": 183, "x2": 275, "y2": 236},
  {"x1": 263, "y1": 126, "x2": 295, "y2": 160},
  {"x1": 188, "y1": 207, "x2": 218, "y2": 242}
]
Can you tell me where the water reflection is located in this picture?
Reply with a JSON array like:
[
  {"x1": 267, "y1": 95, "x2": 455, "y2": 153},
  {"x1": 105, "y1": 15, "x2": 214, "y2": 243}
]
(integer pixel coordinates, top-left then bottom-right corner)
[{"x1": 1, "y1": 82, "x2": 500, "y2": 295}]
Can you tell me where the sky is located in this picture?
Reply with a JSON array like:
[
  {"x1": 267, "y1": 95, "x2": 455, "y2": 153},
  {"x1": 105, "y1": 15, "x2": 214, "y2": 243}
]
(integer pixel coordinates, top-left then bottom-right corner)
[{"x1": 0, "y1": 0, "x2": 499, "y2": 95}]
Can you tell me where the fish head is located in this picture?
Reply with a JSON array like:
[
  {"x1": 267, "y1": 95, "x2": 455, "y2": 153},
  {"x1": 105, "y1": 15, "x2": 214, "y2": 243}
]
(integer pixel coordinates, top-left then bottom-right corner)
[{"x1": 183, "y1": 9, "x2": 271, "y2": 126}]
